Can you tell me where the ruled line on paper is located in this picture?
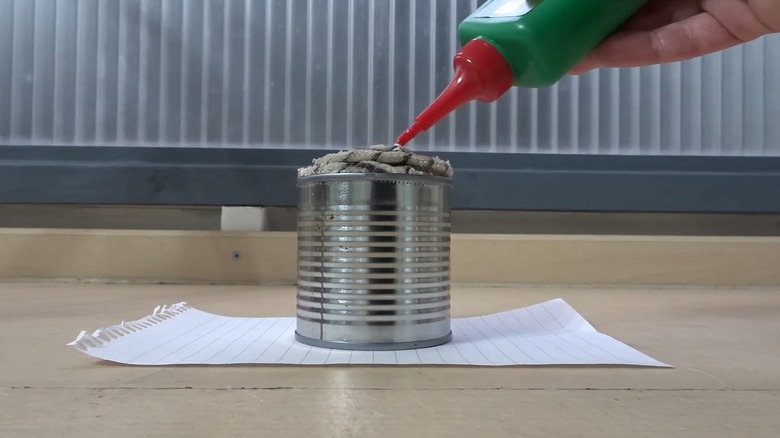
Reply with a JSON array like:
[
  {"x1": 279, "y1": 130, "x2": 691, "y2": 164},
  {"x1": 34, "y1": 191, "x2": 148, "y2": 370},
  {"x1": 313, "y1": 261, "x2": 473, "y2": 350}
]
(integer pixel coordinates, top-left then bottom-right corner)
[
  {"x1": 202, "y1": 318, "x2": 266, "y2": 363},
  {"x1": 502, "y1": 309, "x2": 579, "y2": 362},
  {"x1": 540, "y1": 303, "x2": 627, "y2": 361},
  {"x1": 521, "y1": 306, "x2": 604, "y2": 362},
  {"x1": 462, "y1": 316, "x2": 525, "y2": 364},
  {"x1": 127, "y1": 315, "x2": 223, "y2": 364},
  {"x1": 485, "y1": 313, "x2": 557, "y2": 363}
]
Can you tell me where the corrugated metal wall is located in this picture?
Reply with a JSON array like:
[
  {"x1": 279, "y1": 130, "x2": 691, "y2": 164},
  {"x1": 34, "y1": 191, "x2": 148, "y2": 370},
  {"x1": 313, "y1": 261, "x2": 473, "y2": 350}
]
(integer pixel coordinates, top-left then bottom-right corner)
[{"x1": 0, "y1": 0, "x2": 778, "y2": 155}]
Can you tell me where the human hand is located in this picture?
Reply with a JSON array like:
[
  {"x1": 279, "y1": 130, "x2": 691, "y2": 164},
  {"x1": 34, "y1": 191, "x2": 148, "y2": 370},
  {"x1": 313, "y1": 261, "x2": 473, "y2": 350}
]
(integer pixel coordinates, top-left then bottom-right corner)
[{"x1": 571, "y1": 0, "x2": 780, "y2": 73}]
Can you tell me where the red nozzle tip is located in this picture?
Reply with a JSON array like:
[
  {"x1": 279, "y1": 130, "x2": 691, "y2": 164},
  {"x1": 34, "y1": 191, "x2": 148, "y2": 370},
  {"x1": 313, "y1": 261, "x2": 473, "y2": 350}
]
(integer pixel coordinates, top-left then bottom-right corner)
[
  {"x1": 395, "y1": 39, "x2": 514, "y2": 146},
  {"x1": 396, "y1": 125, "x2": 421, "y2": 147}
]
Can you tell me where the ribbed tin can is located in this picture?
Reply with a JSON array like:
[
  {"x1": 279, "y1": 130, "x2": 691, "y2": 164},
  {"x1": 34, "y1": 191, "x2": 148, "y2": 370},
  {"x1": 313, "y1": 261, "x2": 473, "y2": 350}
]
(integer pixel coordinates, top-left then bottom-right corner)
[{"x1": 295, "y1": 172, "x2": 452, "y2": 350}]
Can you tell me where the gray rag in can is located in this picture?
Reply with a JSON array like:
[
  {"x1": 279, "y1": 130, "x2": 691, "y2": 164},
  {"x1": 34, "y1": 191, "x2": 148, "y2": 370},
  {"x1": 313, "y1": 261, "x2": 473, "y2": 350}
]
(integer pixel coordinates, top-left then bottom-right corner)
[{"x1": 297, "y1": 144, "x2": 454, "y2": 178}]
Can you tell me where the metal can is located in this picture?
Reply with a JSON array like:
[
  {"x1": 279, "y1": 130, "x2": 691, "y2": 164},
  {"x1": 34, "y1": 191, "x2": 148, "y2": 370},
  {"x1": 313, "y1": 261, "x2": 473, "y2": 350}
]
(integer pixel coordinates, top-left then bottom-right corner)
[{"x1": 295, "y1": 172, "x2": 452, "y2": 350}]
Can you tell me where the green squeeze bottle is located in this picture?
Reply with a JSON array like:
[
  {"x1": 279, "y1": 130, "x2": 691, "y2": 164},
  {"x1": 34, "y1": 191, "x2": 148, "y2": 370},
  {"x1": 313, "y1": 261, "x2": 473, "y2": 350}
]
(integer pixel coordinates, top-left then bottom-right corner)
[{"x1": 396, "y1": 0, "x2": 648, "y2": 146}]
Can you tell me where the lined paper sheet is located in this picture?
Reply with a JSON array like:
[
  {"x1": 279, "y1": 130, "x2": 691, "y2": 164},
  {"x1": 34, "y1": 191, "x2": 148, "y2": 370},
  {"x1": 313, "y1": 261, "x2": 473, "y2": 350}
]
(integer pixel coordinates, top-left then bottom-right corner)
[{"x1": 68, "y1": 298, "x2": 669, "y2": 367}]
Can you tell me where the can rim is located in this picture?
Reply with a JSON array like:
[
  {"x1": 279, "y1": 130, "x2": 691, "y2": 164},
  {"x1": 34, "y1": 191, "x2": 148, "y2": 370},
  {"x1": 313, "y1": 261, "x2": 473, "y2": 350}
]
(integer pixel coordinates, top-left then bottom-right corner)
[
  {"x1": 297, "y1": 172, "x2": 453, "y2": 186},
  {"x1": 294, "y1": 331, "x2": 453, "y2": 351}
]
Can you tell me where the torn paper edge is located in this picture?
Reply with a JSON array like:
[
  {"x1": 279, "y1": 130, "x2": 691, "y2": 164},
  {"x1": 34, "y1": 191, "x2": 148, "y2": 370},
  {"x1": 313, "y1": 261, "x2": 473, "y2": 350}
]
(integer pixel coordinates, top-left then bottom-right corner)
[{"x1": 67, "y1": 302, "x2": 192, "y2": 352}]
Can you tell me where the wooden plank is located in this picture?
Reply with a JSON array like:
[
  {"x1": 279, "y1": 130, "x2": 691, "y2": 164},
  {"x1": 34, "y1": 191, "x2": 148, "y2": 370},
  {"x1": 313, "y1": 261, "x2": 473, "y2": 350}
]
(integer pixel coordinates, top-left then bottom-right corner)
[
  {"x1": 451, "y1": 234, "x2": 780, "y2": 286},
  {"x1": 1, "y1": 229, "x2": 779, "y2": 286}
]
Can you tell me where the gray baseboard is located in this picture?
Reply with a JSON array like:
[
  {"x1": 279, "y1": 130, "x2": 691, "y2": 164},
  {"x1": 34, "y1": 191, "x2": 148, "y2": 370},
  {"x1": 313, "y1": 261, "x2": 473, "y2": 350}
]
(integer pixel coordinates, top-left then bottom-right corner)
[{"x1": 2, "y1": 146, "x2": 780, "y2": 213}]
